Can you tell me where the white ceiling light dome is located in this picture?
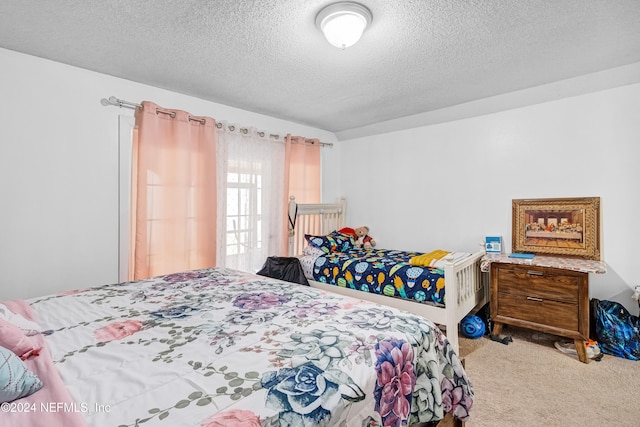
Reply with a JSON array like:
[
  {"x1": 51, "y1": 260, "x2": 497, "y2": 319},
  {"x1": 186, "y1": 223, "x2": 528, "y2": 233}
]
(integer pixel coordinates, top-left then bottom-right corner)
[{"x1": 315, "y1": 2, "x2": 373, "y2": 49}]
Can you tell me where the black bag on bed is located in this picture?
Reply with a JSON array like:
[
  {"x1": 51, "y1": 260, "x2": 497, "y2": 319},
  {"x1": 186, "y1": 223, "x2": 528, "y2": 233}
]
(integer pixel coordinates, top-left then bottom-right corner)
[{"x1": 257, "y1": 256, "x2": 310, "y2": 286}]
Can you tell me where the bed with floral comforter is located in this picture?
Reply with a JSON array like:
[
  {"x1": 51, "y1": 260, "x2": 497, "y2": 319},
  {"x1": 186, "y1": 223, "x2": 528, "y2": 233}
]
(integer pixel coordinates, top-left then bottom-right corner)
[{"x1": 23, "y1": 267, "x2": 473, "y2": 426}]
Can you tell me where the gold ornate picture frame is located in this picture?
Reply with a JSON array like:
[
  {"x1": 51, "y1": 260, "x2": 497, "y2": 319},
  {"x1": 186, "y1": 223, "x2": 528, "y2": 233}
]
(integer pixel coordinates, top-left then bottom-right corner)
[{"x1": 512, "y1": 197, "x2": 600, "y2": 260}]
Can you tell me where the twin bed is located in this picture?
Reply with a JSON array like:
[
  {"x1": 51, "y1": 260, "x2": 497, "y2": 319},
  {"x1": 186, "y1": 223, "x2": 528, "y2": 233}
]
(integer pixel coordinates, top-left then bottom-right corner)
[
  {"x1": 1, "y1": 197, "x2": 486, "y2": 427},
  {"x1": 288, "y1": 197, "x2": 489, "y2": 355}
]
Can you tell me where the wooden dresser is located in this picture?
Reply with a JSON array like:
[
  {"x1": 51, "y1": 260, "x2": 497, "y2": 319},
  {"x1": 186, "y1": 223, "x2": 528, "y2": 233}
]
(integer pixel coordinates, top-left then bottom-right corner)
[{"x1": 482, "y1": 254, "x2": 606, "y2": 363}]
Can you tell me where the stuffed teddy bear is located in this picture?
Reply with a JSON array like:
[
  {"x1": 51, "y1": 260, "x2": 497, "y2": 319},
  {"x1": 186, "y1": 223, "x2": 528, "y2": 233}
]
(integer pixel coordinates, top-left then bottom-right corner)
[
  {"x1": 338, "y1": 226, "x2": 376, "y2": 249},
  {"x1": 355, "y1": 226, "x2": 376, "y2": 249}
]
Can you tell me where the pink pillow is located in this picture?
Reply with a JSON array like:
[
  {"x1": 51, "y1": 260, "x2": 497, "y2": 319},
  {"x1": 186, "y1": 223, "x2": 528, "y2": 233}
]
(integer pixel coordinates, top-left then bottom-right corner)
[{"x1": 0, "y1": 318, "x2": 41, "y2": 360}]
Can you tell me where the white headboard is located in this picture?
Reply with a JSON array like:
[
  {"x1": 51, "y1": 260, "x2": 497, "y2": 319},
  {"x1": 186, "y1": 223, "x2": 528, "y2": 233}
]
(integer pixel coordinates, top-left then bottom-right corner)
[{"x1": 288, "y1": 196, "x2": 346, "y2": 256}]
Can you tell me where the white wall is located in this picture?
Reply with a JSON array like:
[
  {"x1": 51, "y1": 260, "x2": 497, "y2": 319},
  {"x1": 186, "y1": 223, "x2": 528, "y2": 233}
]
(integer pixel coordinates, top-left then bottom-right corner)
[
  {"x1": 0, "y1": 47, "x2": 336, "y2": 300},
  {"x1": 2, "y1": 46, "x2": 638, "y2": 316},
  {"x1": 337, "y1": 82, "x2": 640, "y2": 315}
]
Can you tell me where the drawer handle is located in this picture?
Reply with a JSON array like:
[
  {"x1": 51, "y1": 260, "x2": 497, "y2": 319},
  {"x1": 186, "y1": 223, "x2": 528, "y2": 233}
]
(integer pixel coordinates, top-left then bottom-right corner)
[
  {"x1": 526, "y1": 296, "x2": 543, "y2": 302},
  {"x1": 527, "y1": 270, "x2": 544, "y2": 276}
]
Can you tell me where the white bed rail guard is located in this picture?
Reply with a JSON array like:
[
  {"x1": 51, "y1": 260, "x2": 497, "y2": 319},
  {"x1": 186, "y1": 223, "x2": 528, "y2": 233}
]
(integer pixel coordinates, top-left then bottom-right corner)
[{"x1": 289, "y1": 196, "x2": 346, "y2": 256}]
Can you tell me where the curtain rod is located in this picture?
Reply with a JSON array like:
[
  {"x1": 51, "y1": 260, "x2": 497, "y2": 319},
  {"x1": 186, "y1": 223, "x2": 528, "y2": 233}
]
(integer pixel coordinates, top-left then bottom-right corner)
[{"x1": 100, "y1": 96, "x2": 333, "y2": 147}]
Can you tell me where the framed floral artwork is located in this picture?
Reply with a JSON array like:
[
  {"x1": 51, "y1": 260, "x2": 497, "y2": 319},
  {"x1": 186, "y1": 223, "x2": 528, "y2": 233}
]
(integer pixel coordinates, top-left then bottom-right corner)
[{"x1": 512, "y1": 197, "x2": 600, "y2": 260}]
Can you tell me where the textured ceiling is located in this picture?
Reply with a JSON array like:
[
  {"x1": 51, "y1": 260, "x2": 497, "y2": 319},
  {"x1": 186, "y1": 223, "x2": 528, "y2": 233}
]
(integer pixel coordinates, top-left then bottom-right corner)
[{"x1": 1, "y1": 0, "x2": 640, "y2": 138}]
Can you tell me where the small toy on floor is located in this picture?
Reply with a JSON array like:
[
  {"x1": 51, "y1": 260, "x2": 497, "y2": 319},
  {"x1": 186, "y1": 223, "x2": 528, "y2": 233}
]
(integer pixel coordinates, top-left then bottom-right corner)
[
  {"x1": 460, "y1": 314, "x2": 485, "y2": 339},
  {"x1": 554, "y1": 339, "x2": 603, "y2": 361}
]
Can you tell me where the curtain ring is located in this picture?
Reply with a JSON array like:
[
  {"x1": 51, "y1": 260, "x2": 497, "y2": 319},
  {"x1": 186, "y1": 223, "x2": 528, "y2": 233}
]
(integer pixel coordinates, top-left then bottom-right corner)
[{"x1": 155, "y1": 108, "x2": 176, "y2": 118}]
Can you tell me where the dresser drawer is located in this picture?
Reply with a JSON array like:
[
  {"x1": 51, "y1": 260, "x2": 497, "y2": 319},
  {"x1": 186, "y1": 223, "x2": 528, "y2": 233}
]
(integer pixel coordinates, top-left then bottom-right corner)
[
  {"x1": 496, "y1": 293, "x2": 579, "y2": 331},
  {"x1": 489, "y1": 259, "x2": 592, "y2": 363},
  {"x1": 494, "y1": 265, "x2": 581, "y2": 303}
]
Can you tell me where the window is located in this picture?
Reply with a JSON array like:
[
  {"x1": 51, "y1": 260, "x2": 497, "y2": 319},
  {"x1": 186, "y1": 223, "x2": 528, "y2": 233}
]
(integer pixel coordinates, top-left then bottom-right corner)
[
  {"x1": 216, "y1": 130, "x2": 286, "y2": 273},
  {"x1": 226, "y1": 166, "x2": 263, "y2": 260},
  {"x1": 119, "y1": 118, "x2": 292, "y2": 279}
]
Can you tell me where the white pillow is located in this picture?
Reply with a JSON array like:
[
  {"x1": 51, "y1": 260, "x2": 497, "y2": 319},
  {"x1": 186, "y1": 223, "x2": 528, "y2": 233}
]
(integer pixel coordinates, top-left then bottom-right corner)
[{"x1": 303, "y1": 245, "x2": 326, "y2": 258}]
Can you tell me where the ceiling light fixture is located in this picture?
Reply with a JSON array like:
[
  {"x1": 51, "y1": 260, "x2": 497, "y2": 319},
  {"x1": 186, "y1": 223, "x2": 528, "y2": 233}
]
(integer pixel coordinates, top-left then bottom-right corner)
[{"x1": 315, "y1": 2, "x2": 372, "y2": 49}]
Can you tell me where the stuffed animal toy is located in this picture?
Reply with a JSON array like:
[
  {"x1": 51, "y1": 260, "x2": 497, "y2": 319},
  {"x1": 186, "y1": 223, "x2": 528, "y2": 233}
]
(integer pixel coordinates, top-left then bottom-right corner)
[
  {"x1": 355, "y1": 226, "x2": 376, "y2": 249},
  {"x1": 337, "y1": 227, "x2": 356, "y2": 239},
  {"x1": 338, "y1": 226, "x2": 376, "y2": 249}
]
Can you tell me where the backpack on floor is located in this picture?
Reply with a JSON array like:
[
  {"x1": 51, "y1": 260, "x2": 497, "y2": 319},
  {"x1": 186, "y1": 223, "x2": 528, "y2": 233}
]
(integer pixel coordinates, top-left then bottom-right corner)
[{"x1": 591, "y1": 298, "x2": 640, "y2": 361}]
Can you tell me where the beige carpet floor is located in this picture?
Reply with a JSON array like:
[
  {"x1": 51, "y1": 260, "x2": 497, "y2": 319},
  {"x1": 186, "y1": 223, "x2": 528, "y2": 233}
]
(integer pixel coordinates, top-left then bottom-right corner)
[{"x1": 458, "y1": 327, "x2": 640, "y2": 427}]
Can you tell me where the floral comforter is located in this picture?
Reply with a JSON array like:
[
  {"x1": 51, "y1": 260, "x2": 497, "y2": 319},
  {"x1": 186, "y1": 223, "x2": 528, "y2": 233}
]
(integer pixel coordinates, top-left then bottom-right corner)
[{"x1": 28, "y1": 267, "x2": 473, "y2": 426}]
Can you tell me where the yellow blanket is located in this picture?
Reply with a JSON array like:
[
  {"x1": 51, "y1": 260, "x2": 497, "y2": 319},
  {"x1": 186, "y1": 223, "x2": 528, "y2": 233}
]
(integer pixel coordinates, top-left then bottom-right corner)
[{"x1": 410, "y1": 249, "x2": 450, "y2": 267}]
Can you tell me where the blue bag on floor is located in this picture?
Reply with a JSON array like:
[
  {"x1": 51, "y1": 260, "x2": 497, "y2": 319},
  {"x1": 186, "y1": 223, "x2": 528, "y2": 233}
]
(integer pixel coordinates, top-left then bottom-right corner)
[{"x1": 591, "y1": 299, "x2": 640, "y2": 361}]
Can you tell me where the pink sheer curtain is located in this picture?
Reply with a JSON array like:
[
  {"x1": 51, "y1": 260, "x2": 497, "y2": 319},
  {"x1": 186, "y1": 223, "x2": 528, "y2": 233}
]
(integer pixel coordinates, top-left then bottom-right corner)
[
  {"x1": 282, "y1": 134, "x2": 321, "y2": 252},
  {"x1": 129, "y1": 101, "x2": 217, "y2": 280}
]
